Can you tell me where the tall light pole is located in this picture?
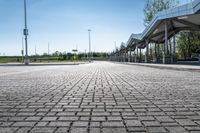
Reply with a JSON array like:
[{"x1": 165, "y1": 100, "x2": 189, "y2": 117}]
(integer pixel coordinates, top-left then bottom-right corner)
[
  {"x1": 88, "y1": 29, "x2": 91, "y2": 62},
  {"x1": 48, "y1": 42, "x2": 50, "y2": 63},
  {"x1": 23, "y1": 0, "x2": 29, "y2": 65},
  {"x1": 35, "y1": 45, "x2": 37, "y2": 55},
  {"x1": 48, "y1": 42, "x2": 50, "y2": 55},
  {"x1": 21, "y1": 37, "x2": 24, "y2": 63}
]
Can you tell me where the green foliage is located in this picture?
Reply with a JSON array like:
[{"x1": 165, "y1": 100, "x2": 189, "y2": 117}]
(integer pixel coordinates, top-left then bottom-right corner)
[
  {"x1": 0, "y1": 51, "x2": 110, "y2": 63},
  {"x1": 144, "y1": 0, "x2": 178, "y2": 26},
  {"x1": 0, "y1": 57, "x2": 22, "y2": 63},
  {"x1": 177, "y1": 32, "x2": 200, "y2": 60}
]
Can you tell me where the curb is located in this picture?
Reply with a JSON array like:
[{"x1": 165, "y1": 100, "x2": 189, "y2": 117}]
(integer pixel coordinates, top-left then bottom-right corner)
[{"x1": 114, "y1": 62, "x2": 200, "y2": 72}]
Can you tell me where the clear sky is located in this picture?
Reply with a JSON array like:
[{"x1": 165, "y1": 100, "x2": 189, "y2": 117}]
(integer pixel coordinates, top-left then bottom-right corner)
[{"x1": 0, "y1": 0, "x2": 191, "y2": 56}]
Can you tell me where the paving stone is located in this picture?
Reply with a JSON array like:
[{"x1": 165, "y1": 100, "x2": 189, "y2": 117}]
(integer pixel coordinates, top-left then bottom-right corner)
[
  {"x1": 102, "y1": 128, "x2": 127, "y2": 133},
  {"x1": 90, "y1": 122, "x2": 100, "y2": 127},
  {"x1": 70, "y1": 128, "x2": 87, "y2": 133},
  {"x1": 127, "y1": 127, "x2": 146, "y2": 132},
  {"x1": 1, "y1": 62, "x2": 200, "y2": 132},
  {"x1": 90, "y1": 128, "x2": 101, "y2": 133},
  {"x1": 125, "y1": 120, "x2": 142, "y2": 127},
  {"x1": 102, "y1": 122, "x2": 124, "y2": 127},
  {"x1": 15, "y1": 127, "x2": 31, "y2": 133},
  {"x1": 58, "y1": 116, "x2": 79, "y2": 121},
  {"x1": 184, "y1": 126, "x2": 200, "y2": 131},
  {"x1": 175, "y1": 119, "x2": 197, "y2": 126},
  {"x1": 48, "y1": 122, "x2": 71, "y2": 127},
  {"x1": 12, "y1": 122, "x2": 36, "y2": 127},
  {"x1": 142, "y1": 121, "x2": 161, "y2": 127},
  {"x1": 91, "y1": 117, "x2": 106, "y2": 121},
  {"x1": 55, "y1": 127, "x2": 69, "y2": 133},
  {"x1": 165, "y1": 126, "x2": 189, "y2": 133},
  {"x1": 0, "y1": 122, "x2": 14, "y2": 127},
  {"x1": 35, "y1": 122, "x2": 48, "y2": 127},
  {"x1": 107, "y1": 116, "x2": 122, "y2": 121},
  {"x1": 42, "y1": 117, "x2": 57, "y2": 121},
  {"x1": 147, "y1": 127, "x2": 168, "y2": 133},
  {"x1": 30, "y1": 127, "x2": 56, "y2": 133},
  {"x1": 72, "y1": 121, "x2": 88, "y2": 127},
  {"x1": 0, "y1": 127, "x2": 18, "y2": 133},
  {"x1": 155, "y1": 116, "x2": 174, "y2": 122},
  {"x1": 26, "y1": 117, "x2": 41, "y2": 121}
]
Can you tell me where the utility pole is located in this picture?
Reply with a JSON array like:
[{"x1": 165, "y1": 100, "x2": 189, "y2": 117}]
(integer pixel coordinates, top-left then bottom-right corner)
[
  {"x1": 24, "y1": 0, "x2": 29, "y2": 65},
  {"x1": 48, "y1": 42, "x2": 50, "y2": 63},
  {"x1": 21, "y1": 37, "x2": 24, "y2": 63},
  {"x1": 35, "y1": 45, "x2": 37, "y2": 55},
  {"x1": 88, "y1": 29, "x2": 91, "y2": 62},
  {"x1": 48, "y1": 43, "x2": 50, "y2": 55},
  {"x1": 114, "y1": 41, "x2": 117, "y2": 61}
]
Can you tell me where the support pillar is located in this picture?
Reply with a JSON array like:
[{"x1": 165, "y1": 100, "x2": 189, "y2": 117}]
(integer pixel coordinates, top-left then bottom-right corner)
[
  {"x1": 199, "y1": 54, "x2": 200, "y2": 64},
  {"x1": 158, "y1": 44, "x2": 160, "y2": 63},
  {"x1": 145, "y1": 40, "x2": 149, "y2": 63},
  {"x1": 139, "y1": 48, "x2": 142, "y2": 63},
  {"x1": 173, "y1": 35, "x2": 176, "y2": 63},
  {"x1": 120, "y1": 52, "x2": 122, "y2": 62},
  {"x1": 169, "y1": 38, "x2": 173, "y2": 64},
  {"x1": 163, "y1": 20, "x2": 168, "y2": 64},
  {"x1": 121, "y1": 52, "x2": 122, "y2": 62},
  {"x1": 150, "y1": 43, "x2": 152, "y2": 61},
  {"x1": 128, "y1": 48, "x2": 131, "y2": 62},
  {"x1": 123, "y1": 51, "x2": 126, "y2": 62},
  {"x1": 135, "y1": 46, "x2": 138, "y2": 63},
  {"x1": 155, "y1": 43, "x2": 157, "y2": 63}
]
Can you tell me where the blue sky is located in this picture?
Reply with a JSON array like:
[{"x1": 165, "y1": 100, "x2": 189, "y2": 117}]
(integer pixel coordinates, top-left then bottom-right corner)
[{"x1": 0, "y1": 0, "x2": 190, "y2": 56}]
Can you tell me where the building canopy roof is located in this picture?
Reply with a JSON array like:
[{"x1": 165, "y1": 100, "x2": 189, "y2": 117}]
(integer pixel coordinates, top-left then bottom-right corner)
[{"x1": 127, "y1": 0, "x2": 200, "y2": 49}]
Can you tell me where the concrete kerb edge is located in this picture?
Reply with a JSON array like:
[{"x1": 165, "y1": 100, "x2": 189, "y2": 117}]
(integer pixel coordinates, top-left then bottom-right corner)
[{"x1": 113, "y1": 62, "x2": 200, "y2": 72}]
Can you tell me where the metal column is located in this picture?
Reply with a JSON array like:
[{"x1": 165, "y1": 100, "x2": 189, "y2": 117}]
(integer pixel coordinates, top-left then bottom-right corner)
[
  {"x1": 139, "y1": 48, "x2": 142, "y2": 63},
  {"x1": 163, "y1": 20, "x2": 168, "y2": 64},
  {"x1": 173, "y1": 35, "x2": 176, "y2": 63},
  {"x1": 128, "y1": 48, "x2": 131, "y2": 62},
  {"x1": 145, "y1": 40, "x2": 149, "y2": 63}
]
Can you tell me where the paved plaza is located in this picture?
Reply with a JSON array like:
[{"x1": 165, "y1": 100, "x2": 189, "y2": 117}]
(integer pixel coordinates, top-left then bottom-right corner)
[{"x1": 0, "y1": 62, "x2": 200, "y2": 133}]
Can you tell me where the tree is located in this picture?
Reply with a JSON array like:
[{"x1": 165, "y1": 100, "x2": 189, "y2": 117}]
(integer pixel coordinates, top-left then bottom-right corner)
[
  {"x1": 144, "y1": 0, "x2": 178, "y2": 26},
  {"x1": 177, "y1": 32, "x2": 200, "y2": 60},
  {"x1": 52, "y1": 51, "x2": 60, "y2": 56}
]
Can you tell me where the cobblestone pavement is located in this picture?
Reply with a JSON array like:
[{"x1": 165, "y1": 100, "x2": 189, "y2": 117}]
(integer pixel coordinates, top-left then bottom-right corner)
[{"x1": 0, "y1": 62, "x2": 200, "y2": 133}]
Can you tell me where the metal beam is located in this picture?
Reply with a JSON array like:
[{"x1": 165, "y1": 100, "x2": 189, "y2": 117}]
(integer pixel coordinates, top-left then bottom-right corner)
[
  {"x1": 174, "y1": 19, "x2": 200, "y2": 28},
  {"x1": 148, "y1": 21, "x2": 164, "y2": 39}
]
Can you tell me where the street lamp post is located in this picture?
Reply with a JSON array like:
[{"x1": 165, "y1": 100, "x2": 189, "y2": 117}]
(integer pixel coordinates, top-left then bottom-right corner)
[
  {"x1": 21, "y1": 37, "x2": 24, "y2": 63},
  {"x1": 88, "y1": 29, "x2": 91, "y2": 62},
  {"x1": 24, "y1": 0, "x2": 29, "y2": 65}
]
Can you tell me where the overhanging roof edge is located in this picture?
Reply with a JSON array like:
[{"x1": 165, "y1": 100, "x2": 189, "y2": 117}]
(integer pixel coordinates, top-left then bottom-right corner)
[{"x1": 140, "y1": 0, "x2": 200, "y2": 39}]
